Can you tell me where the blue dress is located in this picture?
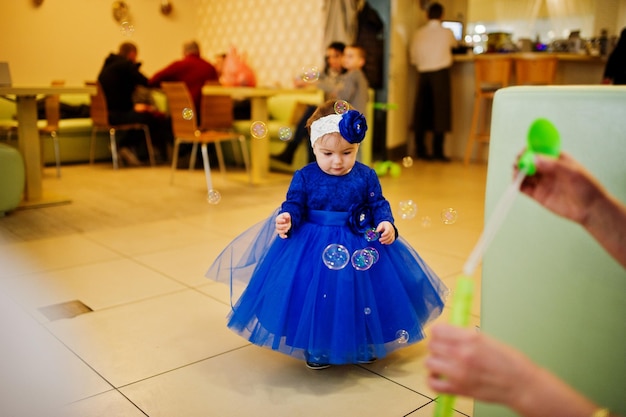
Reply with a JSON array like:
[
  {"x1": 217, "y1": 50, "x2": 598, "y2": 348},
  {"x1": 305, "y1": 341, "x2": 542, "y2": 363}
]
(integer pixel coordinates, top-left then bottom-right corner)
[{"x1": 206, "y1": 162, "x2": 447, "y2": 365}]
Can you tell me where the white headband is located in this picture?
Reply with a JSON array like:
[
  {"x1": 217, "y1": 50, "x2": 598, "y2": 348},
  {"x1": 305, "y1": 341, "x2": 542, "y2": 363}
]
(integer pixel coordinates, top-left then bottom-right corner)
[{"x1": 310, "y1": 114, "x2": 343, "y2": 147}]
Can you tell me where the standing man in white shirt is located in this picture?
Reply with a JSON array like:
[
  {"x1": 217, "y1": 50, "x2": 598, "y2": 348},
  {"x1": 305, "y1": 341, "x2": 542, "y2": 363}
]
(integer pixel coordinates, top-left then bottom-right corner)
[{"x1": 410, "y1": 2, "x2": 458, "y2": 162}]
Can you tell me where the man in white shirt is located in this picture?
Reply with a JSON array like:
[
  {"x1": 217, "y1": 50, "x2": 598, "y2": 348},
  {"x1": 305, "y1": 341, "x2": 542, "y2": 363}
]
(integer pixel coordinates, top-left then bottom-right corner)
[{"x1": 409, "y1": 2, "x2": 457, "y2": 161}]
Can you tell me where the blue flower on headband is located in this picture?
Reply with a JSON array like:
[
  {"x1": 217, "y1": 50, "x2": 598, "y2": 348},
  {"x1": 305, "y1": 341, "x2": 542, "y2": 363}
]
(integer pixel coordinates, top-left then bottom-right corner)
[{"x1": 338, "y1": 110, "x2": 368, "y2": 144}]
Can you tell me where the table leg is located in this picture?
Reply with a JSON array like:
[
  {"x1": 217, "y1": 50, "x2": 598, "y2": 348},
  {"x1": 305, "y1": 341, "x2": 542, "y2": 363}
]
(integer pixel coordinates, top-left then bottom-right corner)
[
  {"x1": 16, "y1": 95, "x2": 42, "y2": 201},
  {"x1": 249, "y1": 96, "x2": 269, "y2": 184},
  {"x1": 15, "y1": 95, "x2": 70, "y2": 208}
]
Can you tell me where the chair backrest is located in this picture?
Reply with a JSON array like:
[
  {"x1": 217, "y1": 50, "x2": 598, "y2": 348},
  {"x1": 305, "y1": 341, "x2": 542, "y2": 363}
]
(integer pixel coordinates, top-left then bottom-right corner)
[
  {"x1": 87, "y1": 81, "x2": 110, "y2": 127},
  {"x1": 44, "y1": 80, "x2": 65, "y2": 130},
  {"x1": 474, "y1": 55, "x2": 513, "y2": 93},
  {"x1": 161, "y1": 82, "x2": 200, "y2": 139},
  {"x1": 200, "y1": 94, "x2": 235, "y2": 130},
  {"x1": 514, "y1": 55, "x2": 558, "y2": 85}
]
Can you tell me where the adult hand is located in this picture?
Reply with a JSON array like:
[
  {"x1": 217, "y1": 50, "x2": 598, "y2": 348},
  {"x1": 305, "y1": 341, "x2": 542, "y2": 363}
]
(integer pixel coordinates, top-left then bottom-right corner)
[
  {"x1": 517, "y1": 152, "x2": 603, "y2": 225},
  {"x1": 426, "y1": 323, "x2": 528, "y2": 404}
]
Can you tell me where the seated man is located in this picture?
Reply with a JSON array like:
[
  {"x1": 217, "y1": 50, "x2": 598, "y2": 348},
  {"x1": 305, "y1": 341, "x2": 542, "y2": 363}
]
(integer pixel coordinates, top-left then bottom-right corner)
[
  {"x1": 149, "y1": 40, "x2": 219, "y2": 122},
  {"x1": 98, "y1": 42, "x2": 173, "y2": 165}
]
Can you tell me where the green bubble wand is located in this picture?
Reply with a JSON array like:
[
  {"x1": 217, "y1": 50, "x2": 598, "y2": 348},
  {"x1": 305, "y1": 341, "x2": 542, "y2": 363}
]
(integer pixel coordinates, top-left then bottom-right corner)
[{"x1": 433, "y1": 118, "x2": 561, "y2": 417}]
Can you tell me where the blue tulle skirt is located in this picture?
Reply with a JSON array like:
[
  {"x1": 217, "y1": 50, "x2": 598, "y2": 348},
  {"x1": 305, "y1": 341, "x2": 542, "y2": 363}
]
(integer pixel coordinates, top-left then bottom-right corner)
[{"x1": 206, "y1": 209, "x2": 448, "y2": 365}]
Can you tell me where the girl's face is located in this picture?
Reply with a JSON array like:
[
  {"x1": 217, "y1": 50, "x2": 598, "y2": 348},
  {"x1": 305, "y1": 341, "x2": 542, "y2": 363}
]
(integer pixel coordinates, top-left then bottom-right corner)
[
  {"x1": 313, "y1": 132, "x2": 359, "y2": 176},
  {"x1": 325, "y1": 47, "x2": 344, "y2": 73}
]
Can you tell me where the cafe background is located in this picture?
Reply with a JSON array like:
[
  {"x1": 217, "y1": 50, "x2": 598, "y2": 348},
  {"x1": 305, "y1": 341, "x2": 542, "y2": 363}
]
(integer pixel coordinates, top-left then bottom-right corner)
[{"x1": 1, "y1": 0, "x2": 625, "y2": 157}]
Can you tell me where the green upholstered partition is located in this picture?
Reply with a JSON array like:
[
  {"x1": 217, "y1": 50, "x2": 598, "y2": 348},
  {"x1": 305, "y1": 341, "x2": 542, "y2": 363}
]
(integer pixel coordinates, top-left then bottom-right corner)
[
  {"x1": 476, "y1": 86, "x2": 626, "y2": 416},
  {"x1": 0, "y1": 142, "x2": 25, "y2": 215}
]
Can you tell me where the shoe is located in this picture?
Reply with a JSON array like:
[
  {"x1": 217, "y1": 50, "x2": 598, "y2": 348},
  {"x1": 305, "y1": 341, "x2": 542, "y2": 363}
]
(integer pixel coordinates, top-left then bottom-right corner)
[
  {"x1": 305, "y1": 352, "x2": 330, "y2": 370},
  {"x1": 357, "y1": 357, "x2": 377, "y2": 364},
  {"x1": 432, "y1": 155, "x2": 451, "y2": 163},
  {"x1": 305, "y1": 361, "x2": 331, "y2": 370},
  {"x1": 118, "y1": 147, "x2": 142, "y2": 167}
]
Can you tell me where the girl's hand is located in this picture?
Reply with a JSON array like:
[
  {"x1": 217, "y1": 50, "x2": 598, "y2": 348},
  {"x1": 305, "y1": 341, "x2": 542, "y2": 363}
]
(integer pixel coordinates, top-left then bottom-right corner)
[
  {"x1": 376, "y1": 221, "x2": 396, "y2": 245},
  {"x1": 275, "y1": 212, "x2": 292, "y2": 239}
]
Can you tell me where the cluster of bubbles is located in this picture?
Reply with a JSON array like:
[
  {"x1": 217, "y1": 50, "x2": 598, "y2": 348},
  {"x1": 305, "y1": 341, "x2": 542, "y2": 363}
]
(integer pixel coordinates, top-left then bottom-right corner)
[
  {"x1": 207, "y1": 189, "x2": 221, "y2": 205},
  {"x1": 402, "y1": 156, "x2": 413, "y2": 168},
  {"x1": 182, "y1": 107, "x2": 194, "y2": 121},
  {"x1": 397, "y1": 200, "x2": 458, "y2": 226},
  {"x1": 321, "y1": 243, "x2": 380, "y2": 272},
  {"x1": 250, "y1": 122, "x2": 293, "y2": 141},
  {"x1": 399, "y1": 200, "x2": 418, "y2": 220}
]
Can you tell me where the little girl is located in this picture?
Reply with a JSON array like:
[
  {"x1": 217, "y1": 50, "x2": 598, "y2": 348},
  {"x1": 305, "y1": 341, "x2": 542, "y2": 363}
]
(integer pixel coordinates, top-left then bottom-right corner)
[{"x1": 207, "y1": 100, "x2": 447, "y2": 369}]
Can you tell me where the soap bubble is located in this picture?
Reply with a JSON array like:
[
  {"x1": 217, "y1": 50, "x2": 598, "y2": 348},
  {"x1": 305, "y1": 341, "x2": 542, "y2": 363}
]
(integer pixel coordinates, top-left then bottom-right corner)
[
  {"x1": 120, "y1": 21, "x2": 135, "y2": 36},
  {"x1": 182, "y1": 107, "x2": 194, "y2": 120},
  {"x1": 207, "y1": 189, "x2": 221, "y2": 205},
  {"x1": 364, "y1": 247, "x2": 379, "y2": 264},
  {"x1": 364, "y1": 228, "x2": 379, "y2": 242},
  {"x1": 402, "y1": 156, "x2": 413, "y2": 168},
  {"x1": 441, "y1": 207, "x2": 458, "y2": 225},
  {"x1": 278, "y1": 126, "x2": 293, "y2": 141},
  {"x1": 300, "y1": 66, "x2": 320, "y2": 83},
  {"x1": 364, "y1": 307, "x2": 371, "y2": 315},
  {"x1": 250, "y1": 121, "x2": 268, "y2": 139},
  {"x1": 351, "y1": 249, "x2": 375, "y2": 271},
  {"x1": 334, "y1": 100, "x2": 350, "y2": 115},
  {"x1": 421, "y1": 216, "x2": 432, "y2": 227},
  {"x1": 322, "y1": 244, "x2": 350, "y2": 270},
  {"x1": 395, "y1": 329, "x2": 409, "y2": 344},
  {"x1": 399, "y1": 200, "x2": 418, "y2": 220}
]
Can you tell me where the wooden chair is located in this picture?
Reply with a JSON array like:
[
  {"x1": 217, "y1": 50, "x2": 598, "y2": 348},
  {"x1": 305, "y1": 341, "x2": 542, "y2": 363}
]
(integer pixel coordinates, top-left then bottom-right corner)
[
  {"x1": 464, "y1": 54, "x2": 513, "y2": 165},
  {"x1": 39, "y1": 80, "x2": 64, "y2": 177},
  {"x1": 514, "y1": 54, "x2": 558, "y2": 85},
  {"x1": 161, "y1": 82, "x2": 251, "y2": 190},
  {"x1": 87, "y1": 81, "x2": 155, "y2": 169}
]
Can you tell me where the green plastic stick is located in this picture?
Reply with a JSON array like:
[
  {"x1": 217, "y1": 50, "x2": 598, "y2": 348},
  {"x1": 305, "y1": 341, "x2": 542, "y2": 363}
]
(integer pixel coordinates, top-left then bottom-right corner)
[{"x1": 433, "y1": 276, "x2": 474, "y2": 417}]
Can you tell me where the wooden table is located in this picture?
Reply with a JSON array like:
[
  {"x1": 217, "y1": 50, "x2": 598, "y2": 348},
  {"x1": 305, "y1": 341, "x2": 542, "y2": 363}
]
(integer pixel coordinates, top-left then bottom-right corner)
[
  {"x1": 0, "y1": 85, "x2": 96, "y2": 207},
  {"x1": 201, "y1": 85, "x2": 319, "y2": 184}
]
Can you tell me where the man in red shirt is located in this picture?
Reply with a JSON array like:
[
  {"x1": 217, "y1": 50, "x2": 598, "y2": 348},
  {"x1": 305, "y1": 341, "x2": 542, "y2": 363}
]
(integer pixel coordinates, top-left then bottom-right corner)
[{"x1": 149, "y1": 40, "x2": 218, "y2": 116}]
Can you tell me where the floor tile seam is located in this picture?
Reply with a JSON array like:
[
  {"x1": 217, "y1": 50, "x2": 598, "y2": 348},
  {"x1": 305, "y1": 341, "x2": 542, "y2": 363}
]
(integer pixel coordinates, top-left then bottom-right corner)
[
  {"x1": 0, "y1": 253, "x2": 134, "y2": 281},
  {"x1": 403, "y1": 397, "x2": 472, "y2": 417},
  {"x1": 355, "y1": 364, "x2": 435, "y2": 401},
  {"x1": 28, "y1": 313, "x2": 121, "y2": 397},
  {"x1": 403, "y1": 399, "x2": 436, "y2": 416},
  {"x1": 41, "y1": 287, "x2": 194, "y2": 320},
  {"x1": 79, "y1": 231, "x2": 210, "y2": 258},
  {"x1": 114, "y1": 344, "x2": 252, "y2": 390}
]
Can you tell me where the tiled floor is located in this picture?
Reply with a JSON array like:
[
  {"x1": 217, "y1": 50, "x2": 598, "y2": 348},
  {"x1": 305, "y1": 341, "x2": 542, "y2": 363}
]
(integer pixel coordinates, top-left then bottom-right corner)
[{"x1": 0, "y1": 160, "x2": 487, "y2": 417}]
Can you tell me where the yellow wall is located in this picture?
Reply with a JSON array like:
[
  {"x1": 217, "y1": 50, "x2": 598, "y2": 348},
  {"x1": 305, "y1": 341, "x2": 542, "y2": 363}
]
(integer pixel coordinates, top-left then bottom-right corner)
[{"x1": 0, "y1": 0, "x2": 323, "y2": 87}]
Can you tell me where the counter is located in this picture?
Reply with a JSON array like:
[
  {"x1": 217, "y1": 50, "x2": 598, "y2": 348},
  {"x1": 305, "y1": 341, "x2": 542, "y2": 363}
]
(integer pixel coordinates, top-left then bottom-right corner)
[{"x1": 446, "y1": 53, "x2": 607, "y2": 161}]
